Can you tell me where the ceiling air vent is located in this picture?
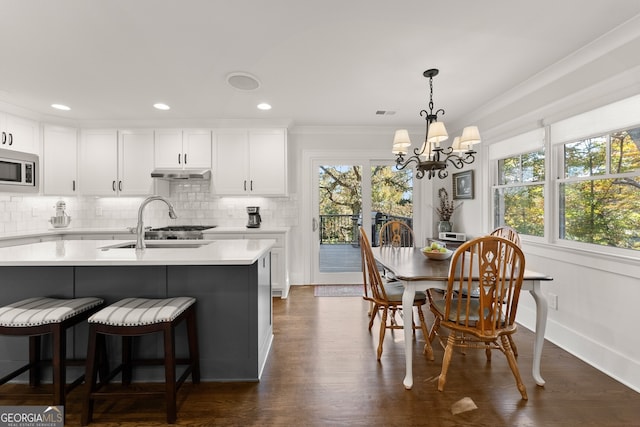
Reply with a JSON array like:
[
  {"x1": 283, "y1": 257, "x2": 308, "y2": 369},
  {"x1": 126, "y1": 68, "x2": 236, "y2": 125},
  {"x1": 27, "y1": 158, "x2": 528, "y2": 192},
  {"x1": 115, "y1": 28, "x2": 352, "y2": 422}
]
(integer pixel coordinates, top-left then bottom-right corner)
[{"x1": 226, "y1": 72, "x2": 261, "y2": 91}]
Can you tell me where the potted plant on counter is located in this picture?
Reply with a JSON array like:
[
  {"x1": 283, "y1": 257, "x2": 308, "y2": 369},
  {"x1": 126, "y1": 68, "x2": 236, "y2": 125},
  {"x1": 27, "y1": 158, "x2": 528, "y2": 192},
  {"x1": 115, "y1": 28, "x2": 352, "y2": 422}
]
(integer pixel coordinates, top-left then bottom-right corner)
[{"x1": 436, "y1": 187, "x2": 461, "y2": 232}]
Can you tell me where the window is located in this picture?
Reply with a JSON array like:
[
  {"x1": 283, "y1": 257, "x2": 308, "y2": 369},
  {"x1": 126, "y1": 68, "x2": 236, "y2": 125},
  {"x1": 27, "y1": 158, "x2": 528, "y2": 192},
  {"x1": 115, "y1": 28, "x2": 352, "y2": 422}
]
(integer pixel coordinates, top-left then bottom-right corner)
[
  {"x1": 493, "y1": 149, "x2": 545, "y2": 237},
  {"x1": 559, "y1": 126, "x2": 640, "y2": 250}
]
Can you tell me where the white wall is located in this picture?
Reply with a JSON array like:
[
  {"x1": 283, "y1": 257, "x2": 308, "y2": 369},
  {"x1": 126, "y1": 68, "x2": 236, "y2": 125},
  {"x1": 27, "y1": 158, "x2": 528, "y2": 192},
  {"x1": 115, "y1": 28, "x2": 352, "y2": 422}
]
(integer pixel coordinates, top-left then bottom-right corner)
[
  {"x1": 518, "y1": 244, "x2": 640, "y2": 392},
  {"x1": 456, "y1": 19, "x2": 640, "y2": 392}
]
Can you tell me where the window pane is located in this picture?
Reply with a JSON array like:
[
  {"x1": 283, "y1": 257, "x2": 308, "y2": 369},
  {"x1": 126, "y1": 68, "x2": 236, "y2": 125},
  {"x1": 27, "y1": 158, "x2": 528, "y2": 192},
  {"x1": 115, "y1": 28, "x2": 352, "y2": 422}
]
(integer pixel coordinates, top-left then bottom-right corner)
[
  {"x1": 493, "y1": 185, "x2": 544, "y2": 237},
  {"x1": 521, "y1": 150, "x2": 545, "y2": 182},
  {"x1": 319, "y1": 165, "x2": 362, "y2": 245},
  {"x1": 560, "y1": 177, "x2": 640, "y2": 250},
  {"x1": 499, "y1": 157, "x2": 521, "y2": 185},
  {"x1": 610, "y1": 127, "x2": 640, "y2": 174},
  {"x1": 498, "y1": 149, "x2": 545, "y2": 184},
  {"x1": 371, "y1": 165, "x2": 413, "y2": 218},
  {"x1": 371, "y1": 165, "x2": 413, "y2": 245},
  {"x1": 564, "y1": 136, "x2": 607, "y2": 178}
]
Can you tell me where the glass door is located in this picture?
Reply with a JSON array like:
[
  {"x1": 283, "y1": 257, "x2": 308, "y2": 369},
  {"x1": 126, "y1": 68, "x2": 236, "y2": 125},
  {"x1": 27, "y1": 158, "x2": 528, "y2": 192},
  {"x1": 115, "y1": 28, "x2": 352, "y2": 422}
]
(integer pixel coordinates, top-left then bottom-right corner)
[
  {"x1": 370, "y1": 162, "x2": 414, "y2": 247},
  {"x1": 311, "y1": 159, "x2": 413, "y2": 284}
]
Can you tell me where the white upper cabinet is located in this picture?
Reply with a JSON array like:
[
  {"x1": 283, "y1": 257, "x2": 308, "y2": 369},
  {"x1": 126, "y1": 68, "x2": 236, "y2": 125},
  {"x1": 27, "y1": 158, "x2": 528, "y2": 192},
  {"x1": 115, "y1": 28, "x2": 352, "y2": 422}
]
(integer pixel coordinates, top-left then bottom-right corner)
[
  {"x1": 79, "y1": 129, "x2": 118, "y2": 196},
  {"x1": 248, "y1": 129, "x2": 287, "y2": 195},
  {"x1": 79, "y1": 129, "x2": 154, "y2": 196},
  {"x1": 213, "y1": 129, "x2": 248, "y2": 194},
  {"x1": 43, "y1": 125, "x2": 78, "y2": 195},
  {"x1": 118, "y1": 130, "x2": 155, "y2": 195},
  {"x1": 0, "y1": 112, "x2": 39, "y2": 154},
  {"x1": 213, "y1": 128, "x2": 287, "y2": 196},
  {"x1": 154, "y1": 129, "x2": 212, "y2": 169}
]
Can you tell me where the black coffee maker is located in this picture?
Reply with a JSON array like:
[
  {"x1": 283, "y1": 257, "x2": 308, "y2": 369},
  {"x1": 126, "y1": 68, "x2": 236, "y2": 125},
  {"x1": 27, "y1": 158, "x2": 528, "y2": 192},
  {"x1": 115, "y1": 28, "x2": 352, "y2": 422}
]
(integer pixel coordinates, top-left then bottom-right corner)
[{"x1": 246, "y1": 206, "x2": 261, "y2": 228}]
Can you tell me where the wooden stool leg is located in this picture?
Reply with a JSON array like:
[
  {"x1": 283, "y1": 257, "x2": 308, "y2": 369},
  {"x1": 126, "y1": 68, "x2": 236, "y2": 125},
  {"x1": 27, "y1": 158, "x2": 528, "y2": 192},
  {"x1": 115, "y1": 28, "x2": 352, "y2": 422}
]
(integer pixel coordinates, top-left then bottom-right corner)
[
  {"x1": 82, "y1": 326, "x2": 99, "y2": 426},
  {"x1": 122, "y1": 336, "x2": 132, "y2": 385},
  {"x1": 28, "y1": 335, "x2": 41, "y2": 387},
  {"x1": 164, "y1": 324, "x2": 177, "y2": 424},
  {"x1": 187, "y1": 307, "x2": 200, "y2": 383},
  {"x1": 52, "y1": 324, "x2": 66, "y2": 406},
  {"x1": 97, "y1": 334, "x2": 109, "y2": 384}
]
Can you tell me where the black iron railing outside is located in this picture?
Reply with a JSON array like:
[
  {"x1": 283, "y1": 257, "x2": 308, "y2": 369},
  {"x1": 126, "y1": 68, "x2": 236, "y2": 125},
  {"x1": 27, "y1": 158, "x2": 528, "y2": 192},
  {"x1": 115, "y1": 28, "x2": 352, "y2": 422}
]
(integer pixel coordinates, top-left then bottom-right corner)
[{"x1": 319, "y1": 213, "x2": 412, "y2": 246}]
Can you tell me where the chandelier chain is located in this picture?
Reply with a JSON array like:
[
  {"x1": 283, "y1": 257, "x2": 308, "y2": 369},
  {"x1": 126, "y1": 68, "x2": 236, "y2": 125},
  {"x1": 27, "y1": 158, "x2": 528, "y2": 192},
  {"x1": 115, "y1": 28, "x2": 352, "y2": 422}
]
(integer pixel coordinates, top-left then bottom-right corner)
[{"x1": 428, "y1": 74, "x2": 434, "y2": 113}]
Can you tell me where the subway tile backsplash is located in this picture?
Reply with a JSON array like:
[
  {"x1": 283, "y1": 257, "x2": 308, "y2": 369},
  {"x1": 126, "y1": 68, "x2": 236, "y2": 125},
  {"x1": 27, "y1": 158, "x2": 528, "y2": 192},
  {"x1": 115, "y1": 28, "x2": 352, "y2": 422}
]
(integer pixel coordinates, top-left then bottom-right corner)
[{"x1": 0, "y1": 180, "x2": 298, "y2": 233}]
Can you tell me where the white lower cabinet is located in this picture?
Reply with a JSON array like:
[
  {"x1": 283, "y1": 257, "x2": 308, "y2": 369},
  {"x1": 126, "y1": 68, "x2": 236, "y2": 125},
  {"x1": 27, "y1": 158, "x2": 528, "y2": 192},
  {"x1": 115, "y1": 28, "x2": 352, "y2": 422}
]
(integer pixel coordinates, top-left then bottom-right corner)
[
  {"x1": 61, "y1": 233, "x2": 134, "y2": 240},
  {"x1": 0, "y1": 235, "x2": 61, "y2": 248},
  {"x1": 206, "y1": 230, "x2": 290, "y2": 298}
]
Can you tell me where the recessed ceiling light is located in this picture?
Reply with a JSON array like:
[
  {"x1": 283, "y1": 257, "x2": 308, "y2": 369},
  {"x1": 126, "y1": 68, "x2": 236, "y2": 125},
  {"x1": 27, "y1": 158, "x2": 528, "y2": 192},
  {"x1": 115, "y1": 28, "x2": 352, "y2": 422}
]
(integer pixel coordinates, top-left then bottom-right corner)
[
  {"x1": 51, "y1": 104, "x2": 71, "y2": 111},
  {"x1": 153, "y1": 103, "x2": 171, "y2": 110},
  {"x1": 226, "y1": 72, "x2": 261, "y2": 91},
  {"x1": 257, "y1": 103, "x2": 272, "y2": 111}
]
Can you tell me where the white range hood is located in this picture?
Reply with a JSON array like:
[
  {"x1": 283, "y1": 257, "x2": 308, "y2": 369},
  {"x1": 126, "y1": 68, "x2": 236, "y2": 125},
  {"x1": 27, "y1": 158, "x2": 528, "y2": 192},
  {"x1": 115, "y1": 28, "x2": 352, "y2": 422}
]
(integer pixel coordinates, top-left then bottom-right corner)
[{"x1": 151, "y1": 168, "x2": 211, "y2": 180}]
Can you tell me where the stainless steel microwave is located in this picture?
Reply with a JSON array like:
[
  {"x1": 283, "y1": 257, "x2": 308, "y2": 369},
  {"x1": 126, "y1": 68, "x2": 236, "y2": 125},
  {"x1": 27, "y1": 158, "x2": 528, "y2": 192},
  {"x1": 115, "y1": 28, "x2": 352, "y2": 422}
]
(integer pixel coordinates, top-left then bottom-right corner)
[{"x1": 0, "y1": 148, "x2": 39, "y2": 193}]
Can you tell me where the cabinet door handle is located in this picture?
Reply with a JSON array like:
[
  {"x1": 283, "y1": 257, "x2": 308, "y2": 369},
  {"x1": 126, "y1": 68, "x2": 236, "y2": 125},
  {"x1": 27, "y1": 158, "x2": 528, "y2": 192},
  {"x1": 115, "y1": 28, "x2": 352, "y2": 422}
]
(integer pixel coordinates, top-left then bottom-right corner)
[
  {"x1": 250, "y1": 180, "x2": 253, "y2": 191},
  {"x1": 72, "y1": 180, "x2": 76, "y2": 192},
  {"x1": 178, "y1": 153, "x2": 181, "y2": 164},
  {"x1": 118, "y1": 181, "x2": 123, "y2": 191},
  {"x1": 7, "y1": 133, "x2": 12, "y2": 145},
  {"x1": 112, "y1": 180, "x2": 116, "y2": 191},
  {"x1": 244, "y1": 180, "x2": 247, "y2": 191},
  {"x1": 184, "y1": 153, "x2": 187, "y2": 164},
  {"x1": 1, "y1": 131, "x2": 5, "y2": 144}
]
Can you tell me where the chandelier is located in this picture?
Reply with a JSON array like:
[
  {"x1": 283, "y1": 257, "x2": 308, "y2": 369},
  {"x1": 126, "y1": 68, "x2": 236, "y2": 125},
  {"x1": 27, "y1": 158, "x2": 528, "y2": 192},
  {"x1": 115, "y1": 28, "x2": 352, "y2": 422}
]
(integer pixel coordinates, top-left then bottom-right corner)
[{"x1": 392, "y1": 69, "x2": 481, "y2": 179}]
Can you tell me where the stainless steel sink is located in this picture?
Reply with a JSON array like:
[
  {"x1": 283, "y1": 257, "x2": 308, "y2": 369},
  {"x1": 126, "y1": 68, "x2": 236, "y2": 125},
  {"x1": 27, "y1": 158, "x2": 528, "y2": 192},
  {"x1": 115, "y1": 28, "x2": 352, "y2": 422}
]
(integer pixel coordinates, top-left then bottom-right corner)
[{"x1": 101, "y1": 241, "x2": 213, "y2": 250}]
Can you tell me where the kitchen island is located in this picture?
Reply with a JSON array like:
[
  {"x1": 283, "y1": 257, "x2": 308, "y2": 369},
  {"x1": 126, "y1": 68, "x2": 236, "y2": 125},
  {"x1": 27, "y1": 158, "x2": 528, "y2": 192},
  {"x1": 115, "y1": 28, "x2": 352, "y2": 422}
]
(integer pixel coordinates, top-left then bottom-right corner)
[{"x1": 0, "y1": 238, "x2": 275, "y2": 382}]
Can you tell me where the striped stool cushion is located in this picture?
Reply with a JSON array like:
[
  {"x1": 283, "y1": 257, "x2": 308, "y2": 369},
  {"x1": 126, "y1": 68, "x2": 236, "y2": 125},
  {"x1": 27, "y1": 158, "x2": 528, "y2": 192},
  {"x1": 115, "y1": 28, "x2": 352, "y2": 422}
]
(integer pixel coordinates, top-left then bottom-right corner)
[
  {"x1": 0, "y1": 297, "x2": 105, "y2": 327},
  {"x1": 89, "y1": 297, "x2": 196, "y2": 327}
]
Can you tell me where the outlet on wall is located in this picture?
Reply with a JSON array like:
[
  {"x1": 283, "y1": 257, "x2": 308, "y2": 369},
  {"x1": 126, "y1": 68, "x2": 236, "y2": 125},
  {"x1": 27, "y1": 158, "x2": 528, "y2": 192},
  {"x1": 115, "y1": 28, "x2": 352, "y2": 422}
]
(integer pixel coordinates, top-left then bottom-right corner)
[
  {"x1": 549, "y1": 293, "x2": 558, "y2": 310},
  {"x1": 95, "y1": 207, "x2": 103, "y2": 216}
]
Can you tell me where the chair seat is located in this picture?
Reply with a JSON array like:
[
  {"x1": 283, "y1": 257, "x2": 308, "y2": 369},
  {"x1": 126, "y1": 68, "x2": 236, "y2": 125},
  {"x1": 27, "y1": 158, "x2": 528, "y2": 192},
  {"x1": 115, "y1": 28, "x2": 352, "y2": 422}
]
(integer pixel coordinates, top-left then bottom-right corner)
[
  {"x1": 0, "y1": 297, "x2": 104, "y2": 327},
  {"x1": 431, "y1": 298, "x2": 481, "y2": 322},
  {"x1": 383, "y1": 281, "x2": 426, "y2": 302},
  {"x1": 88, "y1": 297, "x2": 196, "y2": 326}
]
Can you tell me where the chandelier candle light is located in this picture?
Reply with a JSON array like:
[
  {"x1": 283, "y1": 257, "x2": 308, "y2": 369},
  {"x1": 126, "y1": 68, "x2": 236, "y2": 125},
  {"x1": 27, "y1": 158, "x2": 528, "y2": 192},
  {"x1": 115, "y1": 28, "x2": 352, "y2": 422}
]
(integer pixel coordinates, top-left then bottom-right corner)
[{"x1": 392, "y1": 69, "x2": 481, "y2": 179}]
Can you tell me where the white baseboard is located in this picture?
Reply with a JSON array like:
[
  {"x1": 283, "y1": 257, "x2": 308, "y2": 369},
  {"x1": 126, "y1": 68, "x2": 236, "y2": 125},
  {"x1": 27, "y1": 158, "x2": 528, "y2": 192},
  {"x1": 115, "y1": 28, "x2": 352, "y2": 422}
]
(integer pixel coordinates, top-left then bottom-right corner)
[{"x1": 517, "y1": 306, "x2": 640, "y2": 393}]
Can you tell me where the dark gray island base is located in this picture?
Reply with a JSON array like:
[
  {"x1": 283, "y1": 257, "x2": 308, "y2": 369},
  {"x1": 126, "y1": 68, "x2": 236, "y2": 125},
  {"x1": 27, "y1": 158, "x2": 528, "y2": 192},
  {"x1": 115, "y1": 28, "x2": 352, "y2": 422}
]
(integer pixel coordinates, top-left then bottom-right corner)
[{"x1": 0, "y1": 254, "x2": 273, "y2": 382}]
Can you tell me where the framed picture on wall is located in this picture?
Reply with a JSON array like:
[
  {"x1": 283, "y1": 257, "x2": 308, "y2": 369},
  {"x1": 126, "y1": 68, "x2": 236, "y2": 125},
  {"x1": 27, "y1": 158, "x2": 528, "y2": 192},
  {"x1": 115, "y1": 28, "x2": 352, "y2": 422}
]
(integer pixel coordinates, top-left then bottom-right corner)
[{"x1": 453, "y1": 170, "x2": 474, "y2": 200}]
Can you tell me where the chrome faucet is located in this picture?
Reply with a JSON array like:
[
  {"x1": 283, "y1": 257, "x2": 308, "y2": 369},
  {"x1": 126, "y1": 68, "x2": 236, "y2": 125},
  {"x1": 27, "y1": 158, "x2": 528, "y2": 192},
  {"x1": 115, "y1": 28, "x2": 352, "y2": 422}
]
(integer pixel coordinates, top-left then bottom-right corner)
[{"x1": 136, "y1": 195, "x2": 178, "y2": 251}]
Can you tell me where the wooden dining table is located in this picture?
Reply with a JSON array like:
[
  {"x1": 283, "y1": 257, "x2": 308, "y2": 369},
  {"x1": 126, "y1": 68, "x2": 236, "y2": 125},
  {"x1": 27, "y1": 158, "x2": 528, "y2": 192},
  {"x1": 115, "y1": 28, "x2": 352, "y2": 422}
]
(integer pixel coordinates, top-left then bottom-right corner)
[{"x1": 373, "y1": 246, "x2": 554, "y2": 390}]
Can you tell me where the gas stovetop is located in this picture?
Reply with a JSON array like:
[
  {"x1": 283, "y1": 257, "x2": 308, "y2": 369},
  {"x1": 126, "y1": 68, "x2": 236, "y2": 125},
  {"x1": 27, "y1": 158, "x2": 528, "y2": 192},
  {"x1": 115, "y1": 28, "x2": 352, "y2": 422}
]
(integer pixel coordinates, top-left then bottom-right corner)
[{"x1": 145, "y1": 225, "x2": 217, "y2": 240}]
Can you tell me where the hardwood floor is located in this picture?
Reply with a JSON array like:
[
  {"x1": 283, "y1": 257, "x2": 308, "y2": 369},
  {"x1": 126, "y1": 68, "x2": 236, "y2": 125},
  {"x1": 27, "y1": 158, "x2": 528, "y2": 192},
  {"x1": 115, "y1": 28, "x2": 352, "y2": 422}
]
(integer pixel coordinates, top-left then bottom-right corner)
[{"x1": 2, "y1": 285, "x2": 639, "y2": 426}]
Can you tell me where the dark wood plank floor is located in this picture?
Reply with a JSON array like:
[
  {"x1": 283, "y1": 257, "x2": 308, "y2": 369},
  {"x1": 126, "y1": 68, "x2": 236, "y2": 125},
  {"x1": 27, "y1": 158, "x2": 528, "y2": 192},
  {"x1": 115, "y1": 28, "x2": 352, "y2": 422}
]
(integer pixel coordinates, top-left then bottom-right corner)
[{"x1": 2, "y1": 285, "x2": 639, "y2": 426}]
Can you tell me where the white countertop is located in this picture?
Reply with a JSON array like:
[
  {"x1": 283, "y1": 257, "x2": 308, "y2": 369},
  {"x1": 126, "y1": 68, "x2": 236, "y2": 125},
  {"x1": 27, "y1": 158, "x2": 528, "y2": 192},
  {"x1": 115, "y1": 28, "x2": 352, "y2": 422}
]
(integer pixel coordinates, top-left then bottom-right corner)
[
  {"x1": 0, "y1": 238, "x2": 276, "y2": 266},
  {"x1": 0, "y1": 226, "x2": 289, "y2": 242}
]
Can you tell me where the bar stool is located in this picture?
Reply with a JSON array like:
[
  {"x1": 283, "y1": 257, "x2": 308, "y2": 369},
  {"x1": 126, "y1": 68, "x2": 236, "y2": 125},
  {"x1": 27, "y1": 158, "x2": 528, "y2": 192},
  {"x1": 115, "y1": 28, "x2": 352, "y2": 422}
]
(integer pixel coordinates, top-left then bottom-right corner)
[
  {"x1": 0, "y1": 296, "x2": 105, "y2": 406},
  {"x1": 82, "y1": 297, "x2": 200, "y2": 425}
]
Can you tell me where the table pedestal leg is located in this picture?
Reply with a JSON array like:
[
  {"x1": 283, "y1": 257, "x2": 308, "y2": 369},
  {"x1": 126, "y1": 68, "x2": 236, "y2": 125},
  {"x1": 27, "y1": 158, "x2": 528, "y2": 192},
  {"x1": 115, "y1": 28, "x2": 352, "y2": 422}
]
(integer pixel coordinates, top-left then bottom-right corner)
[
  {"x1": 528, "y1": 281, "x2": 547, "y2": 386},
  {"x1": 402, "y1": 282, "x2": 416, "y2": 390}
]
